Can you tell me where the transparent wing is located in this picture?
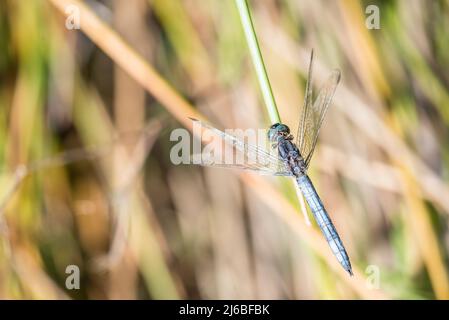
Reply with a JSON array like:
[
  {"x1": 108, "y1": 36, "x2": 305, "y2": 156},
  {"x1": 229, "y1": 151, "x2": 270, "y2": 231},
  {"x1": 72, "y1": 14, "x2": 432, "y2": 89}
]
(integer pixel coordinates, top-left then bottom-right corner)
[
  {"x1": 194, "y1": 158, "x2": 292, "y2": 176},
  {"x1": 296, "y1": 50, "x2": 314, "y2": 152},
  {"x1": 191, "y1": 119, "x2": 292, "y2": 176},
  {"x1": 296, "y1": 51, "x2": 341, "y2": 168}
]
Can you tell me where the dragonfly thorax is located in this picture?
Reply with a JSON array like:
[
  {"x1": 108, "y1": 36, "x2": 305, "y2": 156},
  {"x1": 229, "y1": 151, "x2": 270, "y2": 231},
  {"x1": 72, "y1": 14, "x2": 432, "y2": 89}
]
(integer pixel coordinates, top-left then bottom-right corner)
[{"x1": 269, "y1": 127, "x2": 307, "y2": 177}]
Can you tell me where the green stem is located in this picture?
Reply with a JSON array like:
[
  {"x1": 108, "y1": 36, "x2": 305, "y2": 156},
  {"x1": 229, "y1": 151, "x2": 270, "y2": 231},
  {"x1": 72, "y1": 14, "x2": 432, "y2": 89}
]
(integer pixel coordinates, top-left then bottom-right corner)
[{"x1": 235, "y1": 0, "x2": 280, "y2": 124}]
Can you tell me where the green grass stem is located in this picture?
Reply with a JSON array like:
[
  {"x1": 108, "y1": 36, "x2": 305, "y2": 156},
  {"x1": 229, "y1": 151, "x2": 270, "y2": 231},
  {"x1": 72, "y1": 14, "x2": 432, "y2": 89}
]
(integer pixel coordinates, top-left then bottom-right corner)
[{"x1": 235, "y1": 0, "x2": 280, "y2": 124}]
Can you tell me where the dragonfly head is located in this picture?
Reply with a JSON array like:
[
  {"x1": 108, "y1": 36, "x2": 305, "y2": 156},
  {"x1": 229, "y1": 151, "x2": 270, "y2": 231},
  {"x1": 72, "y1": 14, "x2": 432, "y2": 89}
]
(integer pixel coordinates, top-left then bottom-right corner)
[{"x1": 267, "y1": 123, "x2": 290, "y2": 142}]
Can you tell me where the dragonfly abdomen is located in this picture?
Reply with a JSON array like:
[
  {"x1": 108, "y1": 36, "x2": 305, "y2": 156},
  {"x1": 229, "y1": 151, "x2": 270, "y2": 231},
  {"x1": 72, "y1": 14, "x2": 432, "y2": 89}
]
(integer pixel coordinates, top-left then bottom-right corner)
[{"x1": 296, "y1": 174, "x2": 353, "y2": 276}]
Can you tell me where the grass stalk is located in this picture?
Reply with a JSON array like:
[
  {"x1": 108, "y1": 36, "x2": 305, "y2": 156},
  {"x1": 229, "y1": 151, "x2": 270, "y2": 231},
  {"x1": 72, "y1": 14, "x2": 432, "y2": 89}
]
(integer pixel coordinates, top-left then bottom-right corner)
[{"x1": 234, "y1": 0, "x2": 280, "y2": 124}]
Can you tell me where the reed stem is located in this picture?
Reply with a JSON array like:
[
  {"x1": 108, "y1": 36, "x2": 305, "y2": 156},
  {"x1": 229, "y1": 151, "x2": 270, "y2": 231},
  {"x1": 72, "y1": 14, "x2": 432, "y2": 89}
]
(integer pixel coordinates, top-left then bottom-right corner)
[{"x1": 235, "y1": 0, "x2": 280, "y2": 124}]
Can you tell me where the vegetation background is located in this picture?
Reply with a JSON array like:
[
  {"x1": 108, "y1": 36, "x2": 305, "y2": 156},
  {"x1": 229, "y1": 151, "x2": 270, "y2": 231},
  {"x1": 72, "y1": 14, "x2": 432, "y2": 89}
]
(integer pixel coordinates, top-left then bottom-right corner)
[{"x1": 1, "y1": 0, "x2": 449, "y2": 299}]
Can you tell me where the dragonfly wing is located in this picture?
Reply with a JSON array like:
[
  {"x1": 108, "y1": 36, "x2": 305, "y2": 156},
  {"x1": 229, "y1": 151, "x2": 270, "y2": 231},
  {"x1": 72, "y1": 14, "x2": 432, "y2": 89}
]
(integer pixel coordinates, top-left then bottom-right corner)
[
  {"x1": 296, "y1": 50, "x2": 314, "y2": 152},
  {"x1": 296, "y1": 52, "x2": 340, "y2": 168},
  {"x1": 195, "y1": 156, "x2": 292, "y2": 176},
  {"x1": 191, "y1": 119, "x2": 292, "y2": 176}
]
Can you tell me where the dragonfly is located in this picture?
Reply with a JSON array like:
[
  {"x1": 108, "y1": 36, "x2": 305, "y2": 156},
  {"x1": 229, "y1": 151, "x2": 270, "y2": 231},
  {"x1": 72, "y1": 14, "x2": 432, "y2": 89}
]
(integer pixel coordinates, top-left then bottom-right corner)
[{"x1": 191, "y1": 50, "x2": 352, "y2": 276}]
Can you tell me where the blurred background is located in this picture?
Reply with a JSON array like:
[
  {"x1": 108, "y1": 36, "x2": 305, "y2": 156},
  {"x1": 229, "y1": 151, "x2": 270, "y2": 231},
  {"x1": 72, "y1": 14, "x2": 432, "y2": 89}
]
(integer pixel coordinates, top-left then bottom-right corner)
[{"x1": 0, "y1": 0, "x2": 449, "y2": 299}]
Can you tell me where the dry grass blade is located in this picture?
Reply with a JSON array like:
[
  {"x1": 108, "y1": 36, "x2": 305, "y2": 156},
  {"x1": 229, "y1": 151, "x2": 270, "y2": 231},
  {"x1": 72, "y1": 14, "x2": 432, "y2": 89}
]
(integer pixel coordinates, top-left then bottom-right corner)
[{"x1": 49, "y1": 0, "x2": 205, "y2": 129}]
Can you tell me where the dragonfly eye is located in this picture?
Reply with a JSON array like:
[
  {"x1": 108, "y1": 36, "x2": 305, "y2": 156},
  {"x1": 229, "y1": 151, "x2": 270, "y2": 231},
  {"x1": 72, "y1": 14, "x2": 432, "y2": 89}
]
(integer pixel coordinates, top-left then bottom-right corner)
[
  {"x1": 267, "y1": 123, "x2": 281, "y2": 141},
  {"x1": 267, "y1": 123, "x2": 290, "y2": 141},
  {"x1": 277, "y1": 124, "x2": 290, "y2": 135}
]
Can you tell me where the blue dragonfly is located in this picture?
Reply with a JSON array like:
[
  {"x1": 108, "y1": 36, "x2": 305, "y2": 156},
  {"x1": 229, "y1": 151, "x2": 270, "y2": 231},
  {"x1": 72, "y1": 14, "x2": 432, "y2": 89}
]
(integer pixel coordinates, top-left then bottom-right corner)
[{"x1": 191, "y1": 51, "x2": 352, "y2": 276}]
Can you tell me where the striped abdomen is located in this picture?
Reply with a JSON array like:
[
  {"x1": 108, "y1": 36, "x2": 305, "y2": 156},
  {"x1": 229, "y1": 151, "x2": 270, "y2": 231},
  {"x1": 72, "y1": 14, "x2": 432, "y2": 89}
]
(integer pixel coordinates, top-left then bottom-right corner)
[{"x1": 296, "y1": 174, "x2": 353, "y2": 275}]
